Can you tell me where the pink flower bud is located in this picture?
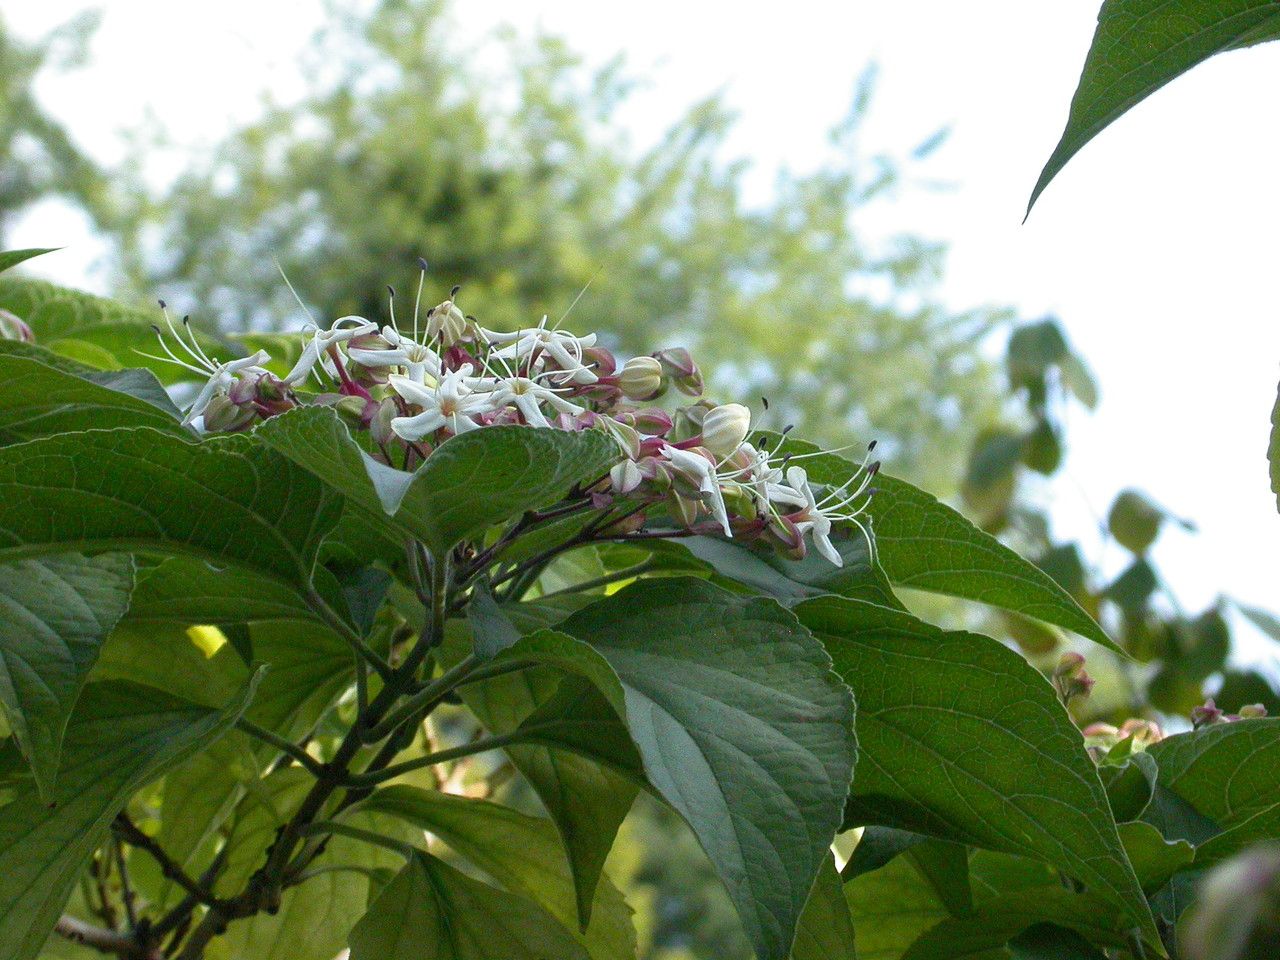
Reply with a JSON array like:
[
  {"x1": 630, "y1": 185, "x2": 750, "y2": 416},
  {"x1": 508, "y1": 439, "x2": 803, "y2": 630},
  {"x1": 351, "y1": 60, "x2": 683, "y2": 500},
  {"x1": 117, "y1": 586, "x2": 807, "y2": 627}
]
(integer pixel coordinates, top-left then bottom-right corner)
[
  {"x1": 1052, "y1": 651, "x2": 1095, "y2": 705},
  {"x1": 0, "y1": 308, "x2": 34, "y2": 343},
  {"x1": 1193, "y1": 699, "x2": 1227, "y2": 728},
  {"x1": 631, "y1": 407, "x2": 673, "y2": 436},
  {"x1": 653, "y1": 347, "x2": 703, "y2": 396},
  {"x1": 583, "y1": 345, "x2": 618, "y2": 377}
]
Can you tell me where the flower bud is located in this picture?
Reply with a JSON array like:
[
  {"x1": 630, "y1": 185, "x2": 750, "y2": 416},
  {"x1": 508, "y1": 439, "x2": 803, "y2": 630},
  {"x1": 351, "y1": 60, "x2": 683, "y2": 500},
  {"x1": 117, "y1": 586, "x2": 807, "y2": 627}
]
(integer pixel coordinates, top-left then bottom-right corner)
[
  {"x1": 1193, "y1": 699, "x2": 1227, "y2": 728},
  {"x1": 701, "y1": 403, "x2": 751, "y2": 459},
  {"x1": 201, "y1": 393, "x2": 256, "y2": 433},
  {"x1": 0, "y1": 308, "x2": 33, "y2": 343},
  {"x1": 610, "y1": 458, "x2": 645, "y2": 495},
  {"x1": 1052, "y1": 651, "x2": 1095, "y2": 706},
  {"x1": 427, "y1": 300, "x2": 468, "y2": 347},
  {"x1": 1183, "y1": 844, "x2": 1280, "y2": 960},
  {"x1": 1240, "y1": 704, "x2": 1269, "y2": 719},
  {"x1": 670, "y1": 403, "x2": 708, "y2": 444},
  {"x1": 668, "y1": 490, "x2": 701, "y2": 529},
  {"x1": 618, "y1": 356, "x2": 665, "y2": 401},
  {"x1": 369, "y1": 397, "x2": 399, "y2": 447},
  {"x1": 631, "y1": 407, "x2": 673, "y2": 436},
  {"x1": 583, "y1": 345, "x2": 618, "y2": 378},
  {"x1": 653, "y1": 347, "x2": 703, "y2": 396}
]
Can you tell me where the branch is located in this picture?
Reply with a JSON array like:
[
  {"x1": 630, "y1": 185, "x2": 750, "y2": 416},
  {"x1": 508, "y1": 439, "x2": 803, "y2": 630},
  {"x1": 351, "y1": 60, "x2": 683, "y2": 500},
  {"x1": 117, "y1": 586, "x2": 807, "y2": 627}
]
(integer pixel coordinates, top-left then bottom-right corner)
[
  {"x1": 344, "y1": 729, "x2": 534, "y2": 787},
  {"x1": 112, "y1": 815, "x2": 223, "y2": 910},
  {"x1": 304, "y1": 587, "x2": 395, "y2": 682},
  {"x1": 234, "y1": 718, "x2": 330, "y2": 779},
  {"x1": 54, "y1": 916, "x2": 160, "y2": 959}
]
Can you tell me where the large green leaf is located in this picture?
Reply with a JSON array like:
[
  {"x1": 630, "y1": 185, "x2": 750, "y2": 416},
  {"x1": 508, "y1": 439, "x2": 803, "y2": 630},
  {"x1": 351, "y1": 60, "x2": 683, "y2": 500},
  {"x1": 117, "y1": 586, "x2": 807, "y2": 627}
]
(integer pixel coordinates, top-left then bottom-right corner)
[
  {"x1": 1030, "y1": 0, "x2": 1280, "y2": 212},
  {"x1": 0, "y1": 426, "x2": 342, "y2": 590},
  {"x1": 254, "y1": 406, "x2": 619, "y2": 556},
  {"x1": 1147, "y1": 719, "x2": 1280, "y2": 865},
  {"x1": 558, "y1": 578, "x2": 857, "y2": 960},
  {"x1": 763, "y1": 433, "x2": 1114, "y2": 652},
  {"x1": 0, "y1": 675, "x2": 260, "y2": 960},
  {"x1": 127, "y1": 557, "x2": 319, "y2": 626},
  {"x1": 0, "y1": 350, "x2": 181, "y2": 443},
  {"x1": 790, "y1": 853, "x2": 856, "y2": 960},
  {"x1": 0, "y1": 554, "x2": 134, "y2": 799},
  {"x1": 348, "y1": 850, "x2": 592, "y2": 960},
  {"x1": 439, "y1": 629, "x2": 639, "y2": 931},
  {"x1": 351, "y1": 786, "x2": 636, "y2": 960},
  {"x1": 796, "y1": 596, "x2": 1157, "y2": 944}
]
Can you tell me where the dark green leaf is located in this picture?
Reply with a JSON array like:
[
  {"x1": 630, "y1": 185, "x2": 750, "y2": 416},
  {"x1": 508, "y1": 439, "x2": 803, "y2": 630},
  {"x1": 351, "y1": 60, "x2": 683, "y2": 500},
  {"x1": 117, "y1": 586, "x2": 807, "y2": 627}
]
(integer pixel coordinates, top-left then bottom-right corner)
[
  {"x1": 899, "y1": 887, "x2": 1129, "y2": 959},
  {"x1": 0, "y1": 554, "x2": 134, "y2": 798},
  {"x1": 906, "y1": 839, "x2": 973, "y2": 917},
  {"x1": 348, "y1": 850, "x2": 591, "y2": 960},
  {"x1": 351, "y1": 786, "x2": 636, "y2": 959},
  {"x1": 790, "y1": 853, "x2": 856, "y2": 960},
  {"x1": 842, "y1": 826, "x2": 930, "y2": 880},
  {"x1": 0, "y1": 675, "x2": 260, "y2": 960},
  {"x1": 1099, "y1": 750, "x2": 1158, "y2": 822},
  {"x1": 764, "y1": 433, "x2": 1115, "y2": 652},
  {"x1": 1029, "y1": 0, "x2": 1280, "y2": 212},
  {"x1": 559, "y1": 578, "x2": 857, "y2": 960},
  {"x1": 255, "y1": 407, "x2": 619, "y2": 556},
  {"x1": 797, "y1": 596, "x2": 1156, "y2": 942},
  {"x1": 0, "y1": 249, "x2": 59, "y2": 274},
  {"x1": 1008, "y1": 924, "x2": 1108, "y2": 960},
  {"x1": 126, "y1": 558, "x2": 319, "y2": 626},
  {"x1": 466, "y1": 580, "x2": 522, "y2": 660},
  {"x1": 1102, "y1": 559, "x2": 1158, "y2": 611},
  {"x1": 0, "y1": 426, "x2": 342, "y2": 590}
]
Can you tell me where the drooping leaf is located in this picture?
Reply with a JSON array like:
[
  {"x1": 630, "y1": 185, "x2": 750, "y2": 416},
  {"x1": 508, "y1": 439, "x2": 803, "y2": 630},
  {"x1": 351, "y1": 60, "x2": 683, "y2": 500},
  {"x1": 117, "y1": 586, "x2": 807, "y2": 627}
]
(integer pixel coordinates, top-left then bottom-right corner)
[
  {"x1": 438, "y1": 629, "x2": 638, "y2": 930},
  {"x1": 558, "y1": 578, "x2": 857, "y2": 960},
  {"x1": 254, "y1": 406, "x2": 618, "y2": 556},
  {"x1": 898, "y1": 887, "x2": 1130, "y2": 960},
  {"x1": 1030, "y1": 0, "x2": 1280, "y2": 212},
  {"x1": 1117, "y1": 821, "x2": 1195, "y2": 893},
  {"x1": 347, "y1": 850, "x2": 592, "y2": 960},
  {"x1": 845, "y1": 854, "x2": 951, "y2": 960},
  {"x1": 797, "y1": 596, "x2": 1157, "y2": 942},
  {"x1": 1147, "y1": 719, "x2": 1280, "y2": 865},
  {"x1": 0, "y1": 426, "x2": 343, "y2": 591},
  {"x1": 0, "y1": 350, "x2": 181, "y2": 443},
  {"x1": 0, "y1": 554, "x2": 134, "y2": 798},
  {"x1": 790, "y1": 853, "x2": 856, "y2": 960},
  {"x1": 0, "y1": 675, "x2": 261, "y2": 960},
  {"x1": 351, "y1": 786, "x2": 636, "y2": 960},
  {"x1": 763, "y1": 433, "x2": 1115, "y2": 652}
]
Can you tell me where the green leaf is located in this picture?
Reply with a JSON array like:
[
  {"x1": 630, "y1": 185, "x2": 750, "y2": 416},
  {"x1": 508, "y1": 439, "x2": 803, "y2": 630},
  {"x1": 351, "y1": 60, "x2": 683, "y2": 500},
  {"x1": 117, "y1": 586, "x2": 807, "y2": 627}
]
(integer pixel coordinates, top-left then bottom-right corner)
[
  {"x1": 350, "y1": 786, "x2": 636, "y2": 959},
  {"x1": 0, "y1": 554, "x2": 134, "y2": 798},
  {"x1": 254, "y1": 407, "x2": 619, "y2": 555},
  {"x1": 796, "y1": 596, "x2": 1157, "y2": 943},
  {"x1": 0, "y1": 350, "x2": 181, "y2": 443},
  {"x1": 1147, "y1": 719, "x2": 1280, "y2": 865},
  {"x1": 348, "y1": 850, "x2": 592, "y2": 960},
  {"x1": 215, "y1": 766, "x2": 312, "y2": 897},
  {"x1": 0, "y1": 675, "x2": 261, "y2": 960},
  {"x1": 1099, "y1": 750, "x2": 1158, "y2": 822},
  {"x1": 764, "y1": 433, "x2": 1116, "y2": 652},
  {"x1": 1271, "y1": 379, "x2": 1280, "y2": 513},
  {"x1": 845, "y1": 854, "x2": 951, "y2": 960},
  {"x1": 1117, "y1": 821, "x2": 1195, "y2": 893},
  {"x1": 0, "y1": 426, "x2": 343, "y2": 590},
  {"x1": 1108, "y1": 490, "x2": 1164, "y2": 555},
  {"x1": 559, "y1": 578, "x2": 857, "y2": 960},
  {"x1": 0, "y1": 250, "x2": 59, "y2": 274},
  {"x1": 1029, "y1": 0, "x2": 1280, "y2": 213},
  {"x1": 438, "y1": 630, "x2": 638, "y2": 930},
  {"x1": 790, "y1": 853, "x2": 856, "y2": 960},
  {"x1": 126, "y1": 558, "x2": 319, "y2": 626},
  {"x1": 466, "y1": 580, "x2": 522, "y2": 660},
  {"x1": 898, "y1": 887, "x2": 1130, "y2": 960},
  {"x1": 843, "y1": 826, "x2": 929, "y2": 880}
]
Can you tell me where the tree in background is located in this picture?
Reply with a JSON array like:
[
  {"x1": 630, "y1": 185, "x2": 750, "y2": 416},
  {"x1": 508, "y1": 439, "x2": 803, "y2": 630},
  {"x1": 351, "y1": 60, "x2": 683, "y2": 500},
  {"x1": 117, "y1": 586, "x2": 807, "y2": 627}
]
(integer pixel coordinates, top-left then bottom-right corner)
[
  {"x1": 115, "y1": 0, "x2": 1007, "y2": 492},
  {"x1": 0, "y1": 11, "x2": 105, "y2": 243}
]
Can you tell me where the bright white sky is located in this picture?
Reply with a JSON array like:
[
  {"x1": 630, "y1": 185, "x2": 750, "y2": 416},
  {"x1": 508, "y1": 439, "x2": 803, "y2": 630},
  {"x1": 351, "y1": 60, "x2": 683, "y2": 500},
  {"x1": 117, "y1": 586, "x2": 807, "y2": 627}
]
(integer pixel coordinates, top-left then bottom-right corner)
[{"x1": 9, "y1": 1, "x2": 1280, "y2": 654}]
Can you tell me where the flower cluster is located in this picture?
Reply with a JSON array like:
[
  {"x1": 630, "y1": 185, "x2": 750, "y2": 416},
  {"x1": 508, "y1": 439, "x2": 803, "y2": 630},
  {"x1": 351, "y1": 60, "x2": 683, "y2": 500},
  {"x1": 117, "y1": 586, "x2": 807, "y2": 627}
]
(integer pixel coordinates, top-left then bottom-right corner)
[{"x1": 148, "y1": 277, "x2": 879, "y2": 566}]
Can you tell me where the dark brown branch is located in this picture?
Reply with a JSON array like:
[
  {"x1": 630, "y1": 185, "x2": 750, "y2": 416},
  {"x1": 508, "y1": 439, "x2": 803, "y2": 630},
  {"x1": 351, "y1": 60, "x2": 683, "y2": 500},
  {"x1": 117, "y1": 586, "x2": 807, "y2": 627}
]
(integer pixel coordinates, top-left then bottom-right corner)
[{"x1": 53, "y1": 916, "x2": 160, "y2": 959}]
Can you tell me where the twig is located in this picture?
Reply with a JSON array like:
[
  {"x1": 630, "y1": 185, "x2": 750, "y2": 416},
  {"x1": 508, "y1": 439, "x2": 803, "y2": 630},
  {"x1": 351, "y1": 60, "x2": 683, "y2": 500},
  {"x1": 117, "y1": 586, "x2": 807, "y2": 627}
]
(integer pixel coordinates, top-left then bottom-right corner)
[
  {"x1": 53, "y1": 916, "x2": 159, "y2": 959},
  {"x1": 234, "y1": 718, "x2": 331, "y2": 780},
  {"x1": 112, "y1": 815, "x2": 223, "y2": 910}
]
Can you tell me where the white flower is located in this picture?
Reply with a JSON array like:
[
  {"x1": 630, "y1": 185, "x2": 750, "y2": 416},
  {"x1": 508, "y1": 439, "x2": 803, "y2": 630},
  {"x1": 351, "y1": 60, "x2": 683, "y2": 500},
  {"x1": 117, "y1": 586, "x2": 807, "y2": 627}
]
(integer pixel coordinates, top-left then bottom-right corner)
[
  {"x1": 388, "y1": 369, "x2": 496, "y2": 440},
  {"x1": 775, "y1": 466, "x2": 843, "y2": 565},
  {"x1": 347, "y1": 326, "x2": 442, "y2": 382},
  {"x1": 483, "y1": 316, "x2": 599, "y2": 385},
  {"x1": 662, "y1": 444, "x2": 731, "y2": 536},
  {"x1": 283, "y1": 315, "x2": 378, "y2": 385},
  {"x1": 485, "y1": 376, "x2": 584, "y2": 429}
]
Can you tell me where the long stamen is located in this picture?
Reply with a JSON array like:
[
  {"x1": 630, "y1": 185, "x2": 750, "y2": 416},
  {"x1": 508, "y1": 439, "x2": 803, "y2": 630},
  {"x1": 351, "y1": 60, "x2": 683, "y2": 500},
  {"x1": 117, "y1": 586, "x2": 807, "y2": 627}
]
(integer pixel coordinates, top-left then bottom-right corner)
[
  {"x1": 387, "y1": 286, "x2": 397, "y2": 333},
  {"x1": 412, "y1": 258, "x2": 427, "y2": 340},
  {"x1": 274, "y1": 257, "x2": 318, "y2": 327},
  {"x1": 134, "y1": 346, "x2": 208, "y2": 377},
  {"x1": 181, "y1": 315, "x2": 220, "y2": 370},
  {"x1": 553, "y1": 268, "x2": 600, "y2": 331}
]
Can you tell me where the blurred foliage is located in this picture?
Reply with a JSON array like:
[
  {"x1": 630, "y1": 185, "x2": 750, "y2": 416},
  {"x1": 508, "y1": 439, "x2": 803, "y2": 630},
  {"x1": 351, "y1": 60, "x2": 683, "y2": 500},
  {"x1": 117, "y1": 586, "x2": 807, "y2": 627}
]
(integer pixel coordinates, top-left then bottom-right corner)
[
  {"x1": 0, "y1": 11, "x2": 106, "y2": 242},
  {"x1": 114, "y1": 0, "x2": 1009, "y2": 491}
]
